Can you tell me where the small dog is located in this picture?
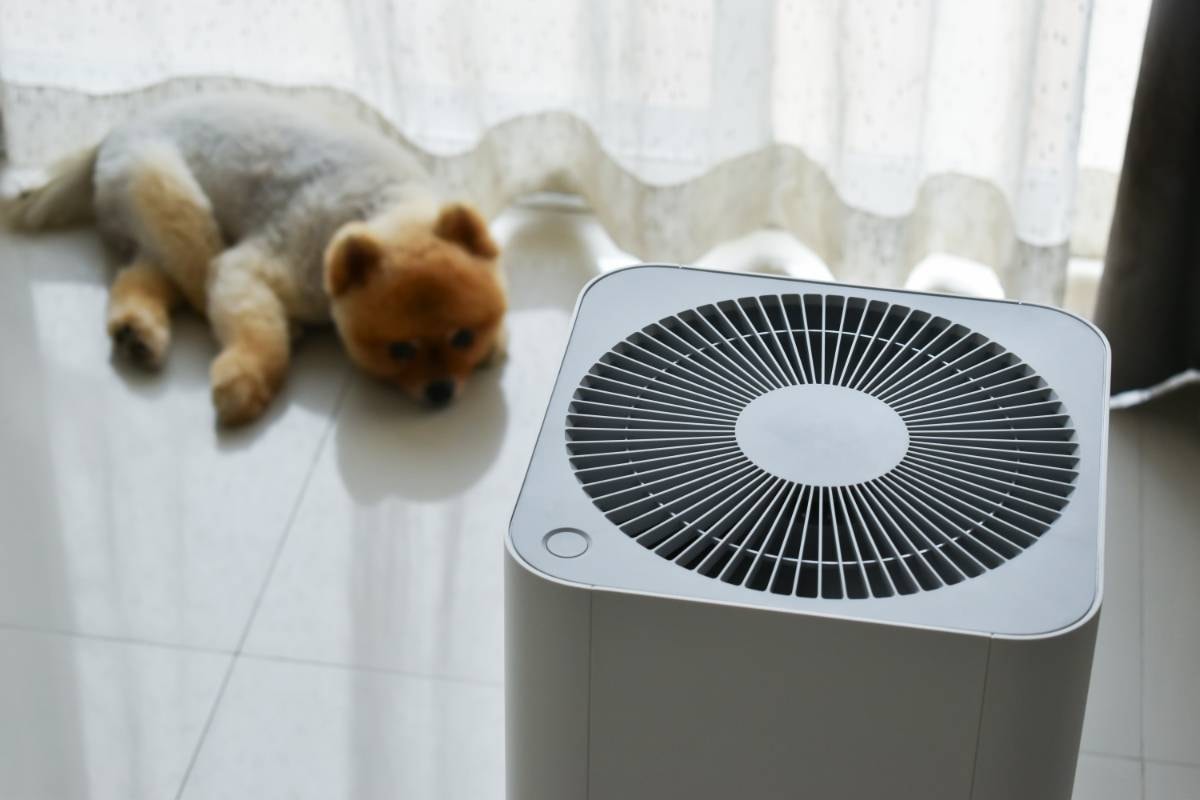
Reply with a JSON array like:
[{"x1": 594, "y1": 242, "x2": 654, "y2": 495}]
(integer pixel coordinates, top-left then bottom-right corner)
[{"x1": 8, "y1": 95, "x2": 506, "y2": 425}]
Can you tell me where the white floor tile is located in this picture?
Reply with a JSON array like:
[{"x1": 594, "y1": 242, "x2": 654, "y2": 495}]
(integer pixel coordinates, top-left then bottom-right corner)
[
  {"x1": 8, "y1": 210, "x2": 1200, "y2": 799},
  {"x1": 244, "y1": 307, "x2": 571, "y2": 682},
  {"x1": 0, "y1": 628, "x2": 229, "y2": 800},
  {"x1": 0, "y1": 230, "x2": 349, "y2": 649},
  {"x1": 1082, "y1": 411, "x2": 1143, "y2": 758},
  {"x1": 1140, "y1": 389, "x2": 1200, "y2": 766},
  {"x1": 180, "y1": 656, "x2": 503, "y2": 800},
  {"x1": 1145, "y1": 762, "x2": 1200, "y2": 799},
  {"x1": 1073, "y1": 754, "x2": 1144, "y2": 800}
]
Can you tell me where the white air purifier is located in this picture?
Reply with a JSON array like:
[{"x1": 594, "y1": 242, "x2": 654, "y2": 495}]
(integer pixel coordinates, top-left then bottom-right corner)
[{"x1": 506, "y1": 266, "x2": 1109, "y2": 800}]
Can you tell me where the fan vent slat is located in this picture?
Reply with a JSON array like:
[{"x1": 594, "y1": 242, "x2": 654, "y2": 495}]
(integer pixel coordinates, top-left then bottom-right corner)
[{"x1": 566, "y1": 293, "x2": 1079, "y2": 599}]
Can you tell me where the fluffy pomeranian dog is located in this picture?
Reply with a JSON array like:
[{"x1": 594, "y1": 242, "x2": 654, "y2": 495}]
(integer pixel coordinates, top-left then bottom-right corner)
[{"x1": 8, "y1": 95, "x2": 506, "y2": 425}]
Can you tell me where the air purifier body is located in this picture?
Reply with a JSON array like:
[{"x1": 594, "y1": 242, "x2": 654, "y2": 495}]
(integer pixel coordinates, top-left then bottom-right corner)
[{"x1": 507, "y1": 266, "x2": 1109, "y2": 800}]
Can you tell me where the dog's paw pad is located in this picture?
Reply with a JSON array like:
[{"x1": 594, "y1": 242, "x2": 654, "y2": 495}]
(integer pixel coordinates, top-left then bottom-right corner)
[
  {"x1": 108, "y1": 312, "x2": 168, "y2": 370},
  {"x1": 211, "y1": 357, "x2": 273, "y2": 427}
]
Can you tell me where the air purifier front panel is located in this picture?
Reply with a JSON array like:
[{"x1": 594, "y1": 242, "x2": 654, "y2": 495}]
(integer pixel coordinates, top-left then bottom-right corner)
[
  {"x1": 510, "y1": 266, "x2": 1107, "y2": 637},
  {"x1": 506, "y1": 266, "x2": 1109, "y2": 800}
]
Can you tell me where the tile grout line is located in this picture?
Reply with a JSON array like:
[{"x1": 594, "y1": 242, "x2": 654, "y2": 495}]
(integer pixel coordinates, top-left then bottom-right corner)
[
  {"x1": 1132, "y1": 410, "x2": 1152, "y2": 796},
  {"x1": 1135, "y1": 410, "x2": 1147, "y2": 798},
  {"x1": 0, "y1": 621, "x2": 233, "y2": 656},
  {"x1": 171, "y1": 646, "x2": 240, "y2": 800},
  {"x1": 231, "y1": 370, "x2": 357, "y2": 653},
  {"x1": 0, "y1": 616, "x2": 503, "y2": 689},
  {"x1": 1082, "y1": 749, "x2": 1200, "y2": 769},
  {"x1": 1144, "y1": 757, "x2": 1200, "y2": 769},
  {"x1": 235, "y1": 650, "x2": 503, "y2": 689},
  {"x1": 171, "y1": 371, "x2": 355, "y2": 800}
]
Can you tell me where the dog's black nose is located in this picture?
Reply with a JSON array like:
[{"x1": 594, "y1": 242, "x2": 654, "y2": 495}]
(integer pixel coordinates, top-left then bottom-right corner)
[{"x1": 425, "y1": 379, "x2": 455, "y2": 407}]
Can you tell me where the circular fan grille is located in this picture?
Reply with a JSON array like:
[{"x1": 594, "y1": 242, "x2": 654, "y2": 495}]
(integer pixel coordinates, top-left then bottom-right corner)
[{"x1": 565, "y1": 293, "x2": 1079, "y2": 599}]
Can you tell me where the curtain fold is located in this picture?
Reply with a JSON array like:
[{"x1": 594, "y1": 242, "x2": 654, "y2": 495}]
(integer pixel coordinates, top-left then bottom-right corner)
[
  {"x1": 0, "y1": 0, "x2": 1146, "y2": 303},
  {"x1": 1094, "y1": 0, "x2": 1200, "y2": 406}
]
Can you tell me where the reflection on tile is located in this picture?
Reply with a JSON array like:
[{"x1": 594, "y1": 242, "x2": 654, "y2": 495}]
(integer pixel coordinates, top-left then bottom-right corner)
[
  {"x1": 1073, "y1": 754, "x2": 1143, "y2": 800},
  {"x1": 244, "y1": 309, "x2": 570, "y2": 683},
  {"x1": 491, "y1": 205, "x2": 627, "y2": 311},
  {"x1": 0, "y1": 230, "x2": 350, "y2": 649},
  {"x1": 1082, "y1": 410, "x2": 1143, "y2": 758},
  {"x1": 0, "y1": 628, "x2": 229, "y2": 800},
  {"x1": 1145, "y1": 762, "x2": 1200, "y2": 800},
  {"x1": 1140, "y1": 389, "x2": 1200, "y2": 765},
  {"x1": 181, "y1": 656, "x2": 503, "y2": 800}
]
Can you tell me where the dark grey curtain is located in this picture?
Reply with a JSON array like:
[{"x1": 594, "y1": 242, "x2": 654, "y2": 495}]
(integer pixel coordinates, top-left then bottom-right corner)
[{"x1": 1094, "y1": 0, "x2": 1200, "y2": 404}]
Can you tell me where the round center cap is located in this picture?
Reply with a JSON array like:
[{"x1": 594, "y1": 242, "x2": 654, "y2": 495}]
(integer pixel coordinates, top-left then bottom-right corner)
[{"x1": 735, "y1": 385, "x2": 909, "y2": 486}]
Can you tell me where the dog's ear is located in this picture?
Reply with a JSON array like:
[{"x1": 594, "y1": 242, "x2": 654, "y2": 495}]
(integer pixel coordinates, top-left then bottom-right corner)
[
  {"x1": 433, "y1": 203, "x2": 499, "y2": 259},
  {"x1": 325, "y1": 225, "x2": 383, "y2": 296}
]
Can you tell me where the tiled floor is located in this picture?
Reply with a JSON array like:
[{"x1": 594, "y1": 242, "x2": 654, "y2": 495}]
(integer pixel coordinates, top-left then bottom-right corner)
[
  {"x1": 1, "y1": 207, "x2": 1197, "y2": 799},
  {"x1": 1074, "y1": 386, "x2": 1200, "y2": 799}
]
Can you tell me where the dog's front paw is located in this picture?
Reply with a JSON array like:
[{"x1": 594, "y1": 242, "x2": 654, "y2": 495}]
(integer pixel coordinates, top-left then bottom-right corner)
[
  {"x1": 108, "y1": 307, "x2": 169, "y2": 370},
  {"x1": 210, "y1": 350, "x2": 276, "y2": 427}
]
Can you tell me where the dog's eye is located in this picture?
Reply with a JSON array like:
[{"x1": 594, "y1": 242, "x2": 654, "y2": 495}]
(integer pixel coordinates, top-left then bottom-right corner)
[
  {"x1": 450, "y1": 329, "x2": 474, "y2": 349},
  {"x1": 388, "y1": 341, "x2": 416, "y2": 360}
]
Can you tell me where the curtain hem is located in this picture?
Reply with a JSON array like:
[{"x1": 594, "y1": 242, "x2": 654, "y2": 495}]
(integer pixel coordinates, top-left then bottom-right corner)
[
  {"x1": 1, "y1": 77, "x2": 1094, "y2": 303},
  {"x1": 1110, "y1": 369, "x2": 1200, "y2": 408}
]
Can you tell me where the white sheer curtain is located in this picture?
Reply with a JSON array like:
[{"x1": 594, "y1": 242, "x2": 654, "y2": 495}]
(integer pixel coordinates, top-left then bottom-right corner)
[{"x1": 0, "y1": 0, "x2": 1148, "y2": 303}]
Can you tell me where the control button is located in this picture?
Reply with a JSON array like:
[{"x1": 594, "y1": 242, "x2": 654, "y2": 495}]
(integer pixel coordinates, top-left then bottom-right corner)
[{"x1": 544, "y1": 528, "x2": 590, "y2": 558}]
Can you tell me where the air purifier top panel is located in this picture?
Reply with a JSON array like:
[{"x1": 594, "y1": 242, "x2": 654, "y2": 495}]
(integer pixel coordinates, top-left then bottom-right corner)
[{"x1": 509, "y1": 266, "x2": 1109, "y2": 637}]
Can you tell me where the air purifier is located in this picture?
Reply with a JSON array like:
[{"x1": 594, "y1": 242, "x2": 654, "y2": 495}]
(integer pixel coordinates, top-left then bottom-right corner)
[{"x1": 506, "y1": 265, "x2": 1108, "y2": 800}]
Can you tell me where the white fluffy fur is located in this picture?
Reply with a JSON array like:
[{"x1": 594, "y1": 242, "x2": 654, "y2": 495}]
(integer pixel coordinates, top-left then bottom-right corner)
[{"x1": 91, "y1": 94, "x2": 440, "y2": 321}]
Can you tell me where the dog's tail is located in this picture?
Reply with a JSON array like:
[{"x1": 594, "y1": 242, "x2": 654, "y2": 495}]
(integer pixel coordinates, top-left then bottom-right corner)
[{"x1": 3, "y1": 145, "x2": 99, "y2": 231}]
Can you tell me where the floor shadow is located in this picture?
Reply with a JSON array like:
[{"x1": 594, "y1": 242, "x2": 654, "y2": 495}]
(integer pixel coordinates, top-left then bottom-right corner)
[{"x1": 332, "y1": 361, "x2": 510, "y2": 504}]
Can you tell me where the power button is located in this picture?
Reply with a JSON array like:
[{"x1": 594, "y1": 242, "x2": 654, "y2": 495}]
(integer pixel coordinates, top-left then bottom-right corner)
[{"x1": 543, "y1": 528, "x2": 590, "y2": 558}]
